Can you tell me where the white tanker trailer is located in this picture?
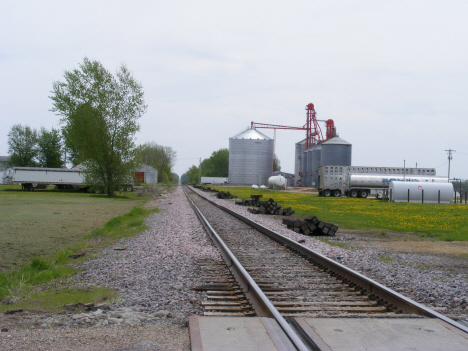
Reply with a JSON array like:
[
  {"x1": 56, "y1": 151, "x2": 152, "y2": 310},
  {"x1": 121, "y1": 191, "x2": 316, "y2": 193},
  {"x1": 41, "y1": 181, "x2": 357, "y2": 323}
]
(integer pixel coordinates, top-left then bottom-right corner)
[
  {"x1": 320, "y1": 173, "x2": 447, "y2": 198},
  {"x1": 2, "y1": 166, "x2": 133, "y2": 191},
  {"x1": 3, "y1": 167, "x2": 86, "y2": 190}
]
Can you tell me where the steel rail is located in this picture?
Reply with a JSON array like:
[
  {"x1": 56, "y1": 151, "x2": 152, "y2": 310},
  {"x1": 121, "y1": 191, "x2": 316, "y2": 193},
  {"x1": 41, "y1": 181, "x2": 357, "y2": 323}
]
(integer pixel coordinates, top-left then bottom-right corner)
[
  {"x1": 189, "y1": 186, "x2": 468, "y2": 335},
  {"x1": 183, "y1": 187, "x2": 310, "y2": 351}
]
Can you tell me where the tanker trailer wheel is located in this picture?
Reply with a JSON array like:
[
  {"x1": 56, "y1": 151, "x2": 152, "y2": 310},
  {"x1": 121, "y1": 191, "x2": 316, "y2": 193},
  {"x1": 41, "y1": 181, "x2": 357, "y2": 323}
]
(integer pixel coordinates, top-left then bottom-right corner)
[
  {"x1": 323, "y1": 189, "x2": 332, "y2": 197},
  {"x1": 359, "y1": 190, "x2": 369, "y2": 198},
  {"x1": 333, "y1": 189, "x2": 342, "y2": 197},
  {"x1": 349, "y1": 189, "x2": 359, "y2": 198}
]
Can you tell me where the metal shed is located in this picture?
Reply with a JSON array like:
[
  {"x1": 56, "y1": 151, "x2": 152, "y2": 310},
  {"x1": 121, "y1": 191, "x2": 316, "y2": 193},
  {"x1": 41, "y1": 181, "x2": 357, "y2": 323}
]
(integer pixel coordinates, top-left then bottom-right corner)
[{"x1": 135, "y1": 165, "x2": 158, "y2": 184}]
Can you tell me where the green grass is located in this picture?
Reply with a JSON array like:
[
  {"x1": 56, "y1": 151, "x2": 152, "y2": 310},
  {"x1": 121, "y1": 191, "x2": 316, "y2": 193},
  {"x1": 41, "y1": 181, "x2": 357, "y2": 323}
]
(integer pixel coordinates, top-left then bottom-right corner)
[
  {"x1": 87, "y1": 207, "x2": 159, "y2": 239},
  {"x1": 317, "y1": 238, "x2": 349, "y2": 249},
  {"x1": 0, "y1": 286, "x2": 116, "y2": 312},
  {"x1": 208, "y1": 186, "x2": 468, "y2": 241},
  {"x1": 0, "y1": 184, "x2": 144, "y2": 271},
  {"x1": 379, "y1": 255, "x2": 394, "y2": 262},
  {"x1": 0, "y1": 183, "x2": 166, "y2": 312}
]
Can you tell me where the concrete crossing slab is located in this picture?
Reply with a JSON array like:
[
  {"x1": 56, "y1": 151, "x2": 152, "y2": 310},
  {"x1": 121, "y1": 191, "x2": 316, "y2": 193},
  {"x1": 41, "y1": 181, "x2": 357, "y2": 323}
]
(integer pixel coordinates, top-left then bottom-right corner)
[
  {"x1": 189, "y1": 316, "x2": 296, "y2": 351},
  {"x1": 294, "y1": 318, "x2": 468, "y2": 351}
]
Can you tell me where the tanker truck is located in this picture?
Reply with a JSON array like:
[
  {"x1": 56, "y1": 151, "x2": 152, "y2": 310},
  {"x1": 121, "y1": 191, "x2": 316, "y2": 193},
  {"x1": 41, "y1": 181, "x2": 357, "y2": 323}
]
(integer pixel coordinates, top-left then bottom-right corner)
[{"x1": 317, "y1": 165, "x2": 445, "y2": 198}]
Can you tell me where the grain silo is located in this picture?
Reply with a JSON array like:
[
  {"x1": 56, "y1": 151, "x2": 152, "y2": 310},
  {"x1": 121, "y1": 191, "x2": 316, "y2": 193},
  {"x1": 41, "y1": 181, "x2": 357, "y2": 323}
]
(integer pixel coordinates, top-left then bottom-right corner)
[
  {"x1": 229, "y1": 128, "x2": 274, "y2": 185},
  {"x1": 313, "y1": 137, "x2": 352, "y2": 186},
  {"x1": 311, "y1": 146, "x2": 322, "y2": 187},
  {"x1": 296, "y1": 136, "x2": 352, "y2": 187},
  {"x1": 294, "y1": 139, "x2": 306, "y2": 180}
]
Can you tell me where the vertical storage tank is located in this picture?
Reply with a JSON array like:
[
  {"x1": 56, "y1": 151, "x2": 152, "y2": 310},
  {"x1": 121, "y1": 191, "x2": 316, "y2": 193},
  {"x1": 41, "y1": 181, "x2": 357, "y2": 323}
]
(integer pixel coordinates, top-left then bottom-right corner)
[
  {"x1": 229, "y1": 128, "x2": 274, "y2": 185},
  {"x1": 311, "y1": 146, "x2": 322, "y2": 187},
  {"x1": 315, "y1": 137, "x2": 352, "y2": 186},
  {"x1": 294, "y1": 139, "x2": 306, "y2": 181}
]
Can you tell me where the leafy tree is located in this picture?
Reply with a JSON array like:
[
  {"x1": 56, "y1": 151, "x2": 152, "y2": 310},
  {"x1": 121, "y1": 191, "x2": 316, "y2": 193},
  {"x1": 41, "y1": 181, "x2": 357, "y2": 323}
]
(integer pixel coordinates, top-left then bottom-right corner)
[
  {"x1": 200, "y1": 148, "x2": 229, "y2": 177},
  {"x1": 50, "y1": 58, "x2": 146, "y2": 196},
  {"x1": 171, "y1": 173, "x2": 179, "y2": 183},
  {"x1": 137, "y1": 142, "x2": 177, "y2": 182},
  {"x1": 180, "y1": 173, "x2": 189, "y2": 184},
  {"x1": 273, "y1": 153, "x2": 281, "y2": 172},
  {"x1": 183, "y1": 165, "x2": 199, "y2": 184},
  {"x1": 7, "y1": 124, "x2": 38, "y2": 167},
  {"x1": 37, "y1": 127, "x2": 64, "y2": 168}
]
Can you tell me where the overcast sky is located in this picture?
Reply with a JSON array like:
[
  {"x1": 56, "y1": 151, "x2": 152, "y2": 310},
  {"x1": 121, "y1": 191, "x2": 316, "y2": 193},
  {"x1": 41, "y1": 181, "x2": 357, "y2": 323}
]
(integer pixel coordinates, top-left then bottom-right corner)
[{"x1": 1, "y1": 1, "x2": 467, "y2": 179}]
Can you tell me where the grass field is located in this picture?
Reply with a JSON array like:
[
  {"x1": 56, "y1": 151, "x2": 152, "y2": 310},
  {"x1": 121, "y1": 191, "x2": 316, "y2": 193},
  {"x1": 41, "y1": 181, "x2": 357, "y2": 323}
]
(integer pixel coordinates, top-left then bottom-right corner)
[
  {"x1": 0, "y1": 185, "x2": 144, "y2": 272},
  {"x1": 0, "y1": 184, "x2": 162, "y2": 311},
  {"x1": 210, "y1": 186, "x2": 468, "y2": 241}
]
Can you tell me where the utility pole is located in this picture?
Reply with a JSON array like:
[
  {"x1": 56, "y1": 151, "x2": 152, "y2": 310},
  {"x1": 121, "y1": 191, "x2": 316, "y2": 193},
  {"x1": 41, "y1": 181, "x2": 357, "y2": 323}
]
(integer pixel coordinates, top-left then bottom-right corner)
[{"x1": 445, "y1": 149, "x2": 455, "y2": 181}]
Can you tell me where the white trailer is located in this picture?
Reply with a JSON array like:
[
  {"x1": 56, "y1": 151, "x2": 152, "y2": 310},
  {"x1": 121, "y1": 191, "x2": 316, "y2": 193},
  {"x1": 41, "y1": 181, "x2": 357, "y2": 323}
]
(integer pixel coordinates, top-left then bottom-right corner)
[
  {"x1": 200, "y1": 177, "x2": 229, "y2": 185},
  {"x1": 390, "y1": 181, "x2": 454, "y2": 203},
  {"x1": 2, "y1": 167, "x2": 85, "y2": 190},
  {"x1": 318, "y1": 165, "x2": 444, "y2": 198}
]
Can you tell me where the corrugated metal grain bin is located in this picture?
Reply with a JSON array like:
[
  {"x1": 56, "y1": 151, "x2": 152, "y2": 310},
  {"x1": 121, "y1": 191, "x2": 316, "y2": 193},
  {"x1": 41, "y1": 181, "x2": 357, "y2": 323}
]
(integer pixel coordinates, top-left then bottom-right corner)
[
  {"x1": 389, "y1": 182, "x2": 454, "y2": 203},
  {"x1": 228, "y1": 128, "x2": 274, "y2": 185},
  {"x1": 294, "y1": 139, "x2": 306, "y2": 180},
  {"x1": 310, "y1": 146, "x2": 322, "y2": 187}
]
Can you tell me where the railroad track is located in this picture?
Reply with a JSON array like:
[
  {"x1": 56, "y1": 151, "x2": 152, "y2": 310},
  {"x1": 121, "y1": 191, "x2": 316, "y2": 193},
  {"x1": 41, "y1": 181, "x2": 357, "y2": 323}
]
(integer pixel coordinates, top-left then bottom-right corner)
[{"x1": 184, "y1": 186, "x2": 468, "y2": 350}]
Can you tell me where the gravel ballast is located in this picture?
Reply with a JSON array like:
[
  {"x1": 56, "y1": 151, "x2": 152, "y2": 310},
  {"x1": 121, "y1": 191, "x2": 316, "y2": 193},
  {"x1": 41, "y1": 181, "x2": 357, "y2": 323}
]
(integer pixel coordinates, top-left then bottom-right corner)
[{"x1": 190, "y1": 187, "x2": 468, "y2": 321}]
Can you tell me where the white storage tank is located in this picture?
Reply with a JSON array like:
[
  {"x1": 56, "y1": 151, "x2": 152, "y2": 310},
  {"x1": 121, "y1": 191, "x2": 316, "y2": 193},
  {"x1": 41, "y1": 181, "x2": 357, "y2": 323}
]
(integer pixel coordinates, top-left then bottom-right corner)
[
  {"x1": 268, "y1": 175, "x2": 286, "y2": 189},
  {"x1": 229, "y1": 128, "x2": 274, "y2": 185},
  {"x1": 389, "y1": 182, "x2": 454, "y2": 203}
]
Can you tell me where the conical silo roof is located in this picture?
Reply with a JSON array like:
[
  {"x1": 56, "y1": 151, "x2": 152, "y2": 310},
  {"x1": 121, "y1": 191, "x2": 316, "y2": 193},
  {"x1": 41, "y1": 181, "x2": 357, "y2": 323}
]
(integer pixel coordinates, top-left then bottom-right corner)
[
  {"x1": 321, "y1": 136, "x2": 351, "y2": 145},
  {"x1": 230, "y1": 128, "x2": 272, "y2": 140}
]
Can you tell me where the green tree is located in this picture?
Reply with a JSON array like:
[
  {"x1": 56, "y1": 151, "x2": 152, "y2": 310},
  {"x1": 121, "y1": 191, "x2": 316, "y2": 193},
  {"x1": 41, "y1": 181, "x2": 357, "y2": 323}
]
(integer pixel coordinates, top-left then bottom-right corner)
[
  {"x1": 137, "y1": 142, "x2": 177, "y2": 182},
  {"x1": 7, "y1": 124, "x2": 38, "y2": 167},
  {"x1": 50, "y1": 58, "x2": 147, "y2": 196},
  {"x1": 171, "y1": 173, "x2": 179, "y2": 183},
  {"x1": 273, "y1": 153, "x2": 281, "y2": 172},
  {"x1": 37, "y1": 127, "x2": 64, "y2": 168},
  {"x1": 201, "y1": 148, "x2": 229, "y2": 177},
  {"x1": 183, "y1": 165, "x2": 199, "y2": 184}
]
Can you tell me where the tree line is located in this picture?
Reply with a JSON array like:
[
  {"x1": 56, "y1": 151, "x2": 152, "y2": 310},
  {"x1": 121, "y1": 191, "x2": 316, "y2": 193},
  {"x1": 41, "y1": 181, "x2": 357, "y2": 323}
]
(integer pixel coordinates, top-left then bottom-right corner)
[
  {"x1": 181, "y1": 148, "x2": 229, "y2": 184},
  {"x1": 5, "y1": 58, "x2": 177, "y2": 195},
  {"x1": 7, "y1": 125, "x2": 64, "y2": 168}
]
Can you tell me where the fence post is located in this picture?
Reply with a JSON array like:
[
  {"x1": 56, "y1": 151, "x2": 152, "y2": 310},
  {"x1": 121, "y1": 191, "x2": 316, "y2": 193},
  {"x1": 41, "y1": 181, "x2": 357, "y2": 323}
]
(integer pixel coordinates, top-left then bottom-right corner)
[
  {"x1": 408, "y1": 189, "x2": 410, "y2": 202},
  {"x1": 438, "y1": 190, "x2": 440, "y2": 204},
  {"x1": 422, "y1": 189, "x2": 424, "y2": 204},
  {"x1": 465, "y1": 191, "x2": 467, "y2": 204}
]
